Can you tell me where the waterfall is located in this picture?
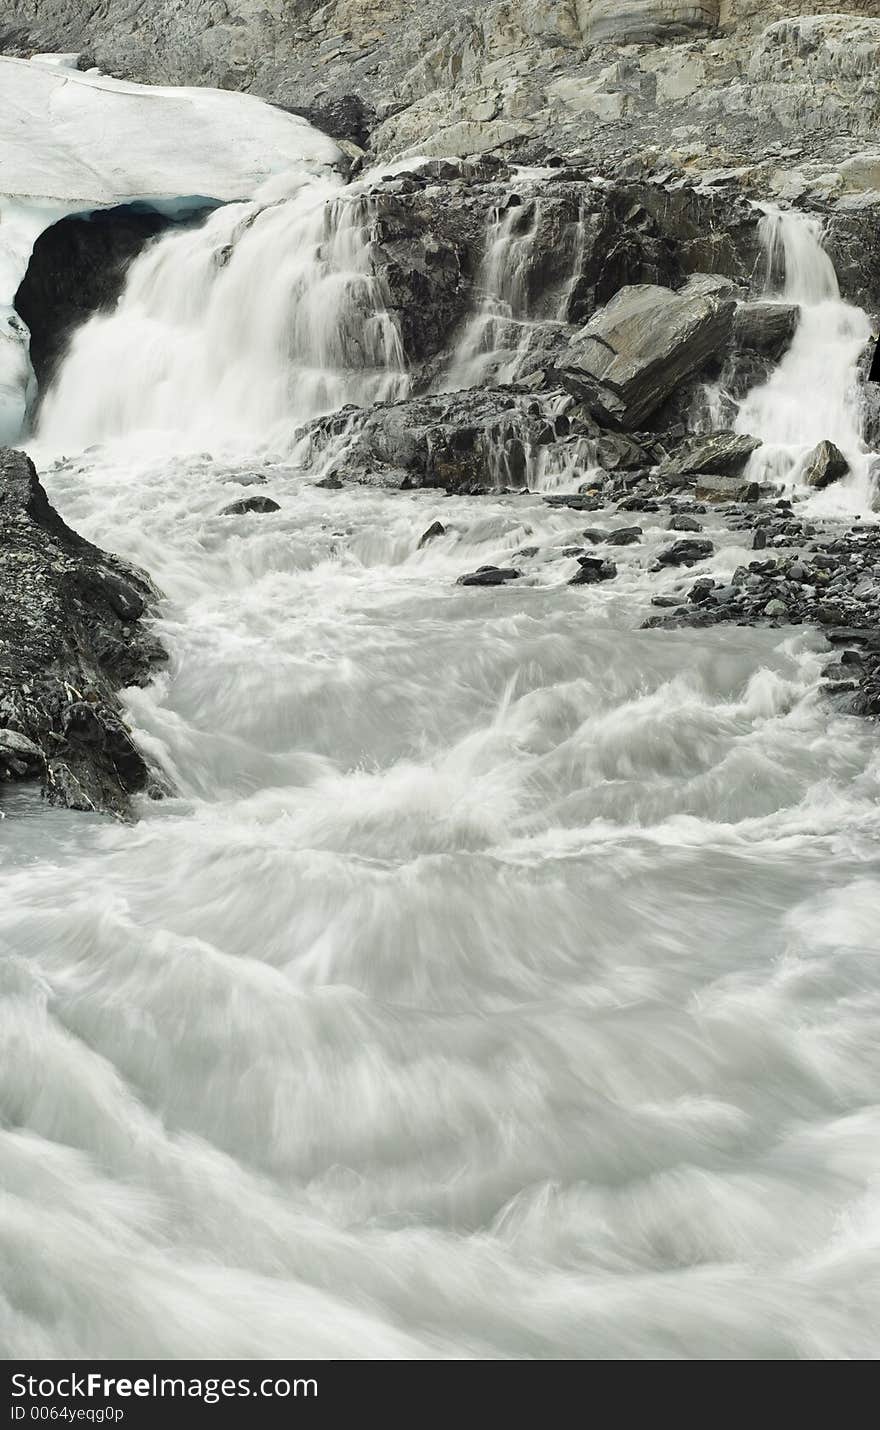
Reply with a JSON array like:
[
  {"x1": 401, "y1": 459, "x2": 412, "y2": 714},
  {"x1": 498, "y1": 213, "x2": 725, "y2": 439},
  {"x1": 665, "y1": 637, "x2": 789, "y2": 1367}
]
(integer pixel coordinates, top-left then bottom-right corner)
[
  {"x1": 439, "y1": 192, "x2": 587, "y2": 393},
  {"x1": 735, "y1": 207, "x2": 874, "y2": 504},
  {"x1": 36, "y1": 174, "x2": 409, "y2": 454}
]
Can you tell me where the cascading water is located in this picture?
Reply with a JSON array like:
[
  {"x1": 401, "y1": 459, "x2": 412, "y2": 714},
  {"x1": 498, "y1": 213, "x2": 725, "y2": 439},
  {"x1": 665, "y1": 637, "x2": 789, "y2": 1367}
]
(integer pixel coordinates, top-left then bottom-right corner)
[
  {"x1": 736, "y1": 207, "x2": 874, "y2": 505},
  {"x1": 439, "y1": 188, "x2": 588, "y2": 394},
  {"x1": 38, "y1": 173, "x2": 409, "y2": 453},
  {"x1": 4, "y1": 159, "x2": 880, "y2": 1359}
]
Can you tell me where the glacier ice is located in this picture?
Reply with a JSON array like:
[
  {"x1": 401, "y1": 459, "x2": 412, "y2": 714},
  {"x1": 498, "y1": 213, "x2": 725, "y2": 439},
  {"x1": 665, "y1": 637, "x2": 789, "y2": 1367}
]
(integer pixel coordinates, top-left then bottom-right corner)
[{"x1": 0, "y1": 56, "x2": 342, "y2": 440}]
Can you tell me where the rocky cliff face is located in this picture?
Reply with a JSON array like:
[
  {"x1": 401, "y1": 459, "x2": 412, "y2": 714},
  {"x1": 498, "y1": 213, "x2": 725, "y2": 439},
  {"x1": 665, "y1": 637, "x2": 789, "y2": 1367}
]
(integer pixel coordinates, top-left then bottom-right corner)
[
  {"x1": 0, "y1": 448, "x2": 167, "y2": 816},
  {"x1": 6, "y1": 2, "x2": 880, "y2": 176}
]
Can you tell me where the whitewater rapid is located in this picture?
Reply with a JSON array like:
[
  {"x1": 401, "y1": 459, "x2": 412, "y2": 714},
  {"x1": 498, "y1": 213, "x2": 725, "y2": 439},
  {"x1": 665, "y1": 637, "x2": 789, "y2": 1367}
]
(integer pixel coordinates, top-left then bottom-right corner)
[
  {"x1": 3, "y1": 171, "x2": 880, "y2": 1358},
  {"x1": 4, "y1": 442, "x2": 880, "y2": 1358}
]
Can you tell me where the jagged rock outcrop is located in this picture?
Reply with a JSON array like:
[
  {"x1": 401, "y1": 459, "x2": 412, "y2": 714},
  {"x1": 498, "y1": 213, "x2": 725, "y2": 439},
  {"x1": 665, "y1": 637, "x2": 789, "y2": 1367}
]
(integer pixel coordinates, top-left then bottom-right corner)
[
  {"x1": 0, "y1": 447, "x2": 166, "y2": 817},
  {"x1": 554, "y1": 274, "x2": 737, "y2": 428}
]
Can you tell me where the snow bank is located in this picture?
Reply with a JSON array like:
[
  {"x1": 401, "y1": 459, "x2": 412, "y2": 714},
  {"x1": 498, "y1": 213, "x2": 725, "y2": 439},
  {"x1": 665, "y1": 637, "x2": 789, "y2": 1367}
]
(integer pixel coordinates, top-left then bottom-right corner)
[{"x1": 0, "y1": 57, "x2": 342, "y2": 440}]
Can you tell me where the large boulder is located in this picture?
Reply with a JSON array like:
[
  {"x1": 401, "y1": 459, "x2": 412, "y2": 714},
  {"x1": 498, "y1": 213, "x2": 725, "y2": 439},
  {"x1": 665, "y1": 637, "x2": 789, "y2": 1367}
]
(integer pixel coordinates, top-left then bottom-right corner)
[
  {"x1": 0, "y1": 447, "x2": 166, "y2": 816},
  {"x1": 555, "y1": 275, "x2": 737, "y2": 429},
  {"x1": 732, "y1": 302, "x2": 799, "y2": 361},
  {"x1": 802, "y1": 439, "x2": 850, "y2": 490},
  {"x1": 657, "y1": 430, "x2": 762, "y2": 481}
]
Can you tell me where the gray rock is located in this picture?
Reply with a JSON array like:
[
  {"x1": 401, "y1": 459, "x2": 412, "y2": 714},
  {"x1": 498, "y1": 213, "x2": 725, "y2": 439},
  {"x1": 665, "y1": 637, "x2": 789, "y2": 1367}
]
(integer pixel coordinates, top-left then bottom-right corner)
[
  {"x1": 0, "y1": 447, "x2": 165, "y2": 817},
  {"x1": 658, "y1": 430, "x2": 761, "y2": 481},
  {"x1": 732, "y1": 302, "x2": 799, "y2": 360},
  {"x1": 221, "y1": 496, "x2": 281, "y2": 515},
  {"x1": 418, "y1": 521, "x2": 447, "y2": 547},
  {"x1": 668, "y1": 513, "x2": 703, "y2": 531},
  {"x1": 0, "y1": 727, "x2": 44, "y2": 778},
  {"x1": 457, "y1": 566, "x2": 521, "y2": 587},
  {"x1": 570, "y1": 556, "x2": 618, "y2": 585},
  {"x1": 657, "y1": 537, "x2": 715, "y2": 565},
  {"x1": 557, "y1": 276, "x2": 736, "y2": 429},
  {"x1": 696, "y1": 475, "x2": 760, "y2": 502},
  {"x1": 605, "y1": 525, "x2": 643, "y2": 545},
  {"x1": 764, "y1": 598, "x2": 788, "y2": 617},
  {"x1": 802, "y1": 440, "x2": 850, "y2": 490}
]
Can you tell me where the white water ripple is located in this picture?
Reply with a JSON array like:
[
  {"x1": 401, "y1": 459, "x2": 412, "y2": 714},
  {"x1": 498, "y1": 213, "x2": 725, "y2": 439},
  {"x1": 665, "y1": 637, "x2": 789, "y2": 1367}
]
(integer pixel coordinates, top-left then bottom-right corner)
[{"x1": 2, "y1": 445, "x2": 880, "y2": 1358}]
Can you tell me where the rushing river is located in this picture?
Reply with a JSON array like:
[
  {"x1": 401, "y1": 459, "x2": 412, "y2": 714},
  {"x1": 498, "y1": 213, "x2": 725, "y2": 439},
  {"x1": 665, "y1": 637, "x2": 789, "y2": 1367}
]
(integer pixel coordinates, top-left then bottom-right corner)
[{"x1": 2, "y1": 174, "x2": 880, "y2": 1358}]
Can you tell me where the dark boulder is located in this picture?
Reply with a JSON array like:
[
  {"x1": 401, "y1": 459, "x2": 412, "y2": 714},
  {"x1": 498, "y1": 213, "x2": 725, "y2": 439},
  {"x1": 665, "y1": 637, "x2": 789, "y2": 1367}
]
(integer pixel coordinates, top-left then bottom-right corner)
[
  {"x1": 556, "y1": 275, "x2": 737, "y2": 429},
  {"x1": 803, "y1": 440, "x2": 850, "y2": 490},
  {"x1": 457, "y1": 567, "x2": 521, "y2": 587},
  {"x1": 657, "y1": 538, "x2": 715, "y2": 566},
  {"x1": 418, "y1": 521, "x2": 447, "y2": 547},
  {"x1": 570, "y1": 556, "x2": 618, "y2": 584},
  {"x1": 221, "y1": 496, "x2": 281, "y2": 515}
]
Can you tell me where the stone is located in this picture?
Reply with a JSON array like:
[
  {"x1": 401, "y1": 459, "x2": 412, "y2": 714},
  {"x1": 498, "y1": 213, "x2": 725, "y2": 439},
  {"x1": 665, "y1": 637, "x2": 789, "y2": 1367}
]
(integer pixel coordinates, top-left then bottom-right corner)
[
  {"x1": 604, "y1": 526, "x2": 643, "y2": 545},
  {"x1": 570, "y1": 556, "x2": 618, "y2": 585},
  {"x1": 418, "y1": 521, "x2": 447, "y2": 547},
  {"x1": 657, "y1": 431, "x2": 761, "y2": 481},
  {"x1": 764, "y1": 598, "x2": 788, "y2": 617},
  {"x1": 802, "y1": 440, "x2": 850, "y2": 490},
  {"x1": 221, "y1": 496, "x2": 281, "y2": 515},
  {"x1": 657, "y1": 537, "x2": 715, "y2": 565},
  {"x1": 0, "y1": 727, "x2": 45, "y2": 778},
  {"x1": 732, "y1": 302, "x2": 799, "y2": 360},
  {"x1": 557, "y1": 276, "x2": 736, "y2": 429},
  {"x1": 695, "y1": 476, "x2": 760, "y2": 502},
  {"x1": 668, "y1": 513, "x2": 703, "y2": 531},
  {"x1": 457, "y1": 566, "x2": 521, "y2": 587}
]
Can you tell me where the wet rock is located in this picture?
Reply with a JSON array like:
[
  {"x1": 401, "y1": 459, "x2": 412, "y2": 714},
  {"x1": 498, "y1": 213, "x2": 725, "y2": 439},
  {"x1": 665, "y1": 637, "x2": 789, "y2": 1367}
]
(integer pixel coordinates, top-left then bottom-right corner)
[
  {"x1": 732, "y1": 302, "x2": 799, "y2": 362},
  {"x1": 617, "y1": 495, "x2": 660, "y2": 512},
  {"x1": 0, "y1": 727, "x2": 44, "y2": 779},
  {"x1": 605, "y1": 526, "x2": 643, "y2": 545},
  {"x1": 418, "y1": 521, "x2": 447, "y2": 547},
  {"x1": 302, "y1": 389, "x2": 595, "y2": 494},
  {"x1": 803, "y1": 440, "x2": 850, "y2": 490},
  {"x1": 457, "y1": 566, "x2": 521, "y2": 587},
  {"x1": 668, "y1": 514, "x2": 703, "y2": 532},
  {"x1": 0, "y1": 447, "x2": 165, "y2": 818},
  {"x1": 695, "y1": 476, "x2": 760, "y2": 502},
  {"x1": 221, "y1": 496, "x2": 281, "y2": 515},
  {"x1": 764, "y1": 598, "x2": 788, "y2": 618},
  {"x1": 544, "y1": 493, "x2": 603, "y2": 511},
  {"x1": 657, "y1": 431, "x2": 761, "y2": 482},
  {"x1": 570, "y1": 557, "x2": 617, "y2": 585},
  {"x1": 657, "y1": 538, "x2": 715, "y2": 566},
  {"x1": 557, "y1": 275, "x2": 737, "y2": 429}
]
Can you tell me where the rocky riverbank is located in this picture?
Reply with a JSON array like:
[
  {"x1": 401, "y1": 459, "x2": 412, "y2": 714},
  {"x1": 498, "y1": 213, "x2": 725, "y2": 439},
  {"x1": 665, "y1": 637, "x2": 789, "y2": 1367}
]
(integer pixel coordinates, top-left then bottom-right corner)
[{"x1": 0, "y1": 447, "x2": 167, "y2": 817}]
